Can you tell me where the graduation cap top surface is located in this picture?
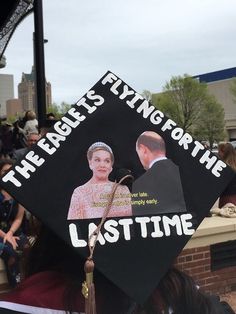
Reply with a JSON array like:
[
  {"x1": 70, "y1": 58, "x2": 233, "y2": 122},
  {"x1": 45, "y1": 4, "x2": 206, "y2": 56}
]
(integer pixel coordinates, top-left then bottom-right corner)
[{"x1": 0, "y1": 71, "x2": 234, "y2": 303}]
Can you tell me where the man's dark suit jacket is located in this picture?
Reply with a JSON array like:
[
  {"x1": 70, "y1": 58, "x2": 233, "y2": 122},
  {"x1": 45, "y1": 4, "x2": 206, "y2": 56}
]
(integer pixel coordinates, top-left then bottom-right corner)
[
  {"x1": 132, "y1": 159, "x2": 187, "y2": 215},
  {"x1": 12, "y1": 147, "x2": 27, "y2": 161}
]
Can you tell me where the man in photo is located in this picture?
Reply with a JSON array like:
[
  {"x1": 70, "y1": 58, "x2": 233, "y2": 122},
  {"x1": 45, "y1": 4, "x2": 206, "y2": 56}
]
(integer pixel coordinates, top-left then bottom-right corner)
[{"x1": 132, "y1": 131, "x2": 187, "y2": 215}]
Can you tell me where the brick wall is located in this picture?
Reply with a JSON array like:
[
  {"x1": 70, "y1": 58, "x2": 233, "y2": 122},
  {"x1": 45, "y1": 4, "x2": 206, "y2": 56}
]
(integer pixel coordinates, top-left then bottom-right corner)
[{"x1": 174, "y1": 245, "x2": 236, "y2": 295}]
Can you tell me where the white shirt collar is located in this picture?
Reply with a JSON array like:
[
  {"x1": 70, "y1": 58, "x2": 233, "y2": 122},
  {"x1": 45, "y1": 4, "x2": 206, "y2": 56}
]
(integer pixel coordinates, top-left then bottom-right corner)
[{"x1": 149, "y1": 156, "x2": 167, "y2": 169}]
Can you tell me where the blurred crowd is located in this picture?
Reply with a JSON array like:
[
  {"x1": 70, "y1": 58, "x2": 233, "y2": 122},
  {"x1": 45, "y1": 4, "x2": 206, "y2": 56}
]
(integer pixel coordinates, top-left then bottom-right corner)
[
  {"x1": 0, "y1": 110, "x2": 56, "y2": 289},
  {"x1": 0, "y1": 110, "x2": 56, "y2": 159}
]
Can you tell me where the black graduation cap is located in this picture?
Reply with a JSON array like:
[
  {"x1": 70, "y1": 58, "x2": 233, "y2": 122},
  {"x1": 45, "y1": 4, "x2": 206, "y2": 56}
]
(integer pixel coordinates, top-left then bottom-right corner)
[{"x1": 0, "y1": 71, "x2": 234, "y2": 304}]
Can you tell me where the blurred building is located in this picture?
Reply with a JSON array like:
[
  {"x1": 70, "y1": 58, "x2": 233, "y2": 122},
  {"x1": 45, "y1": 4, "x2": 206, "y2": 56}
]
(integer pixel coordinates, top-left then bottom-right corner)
[
  {"x1": 6, "y1": 98, "x2": 23, "y2": 118},
  {"x1": 194, "y1": 67, "x2": 236, "y2": 140},
  {"x1": 0, "y1": 73, "x2": 14, "y2": 117},
  {"x1": 18, "y1": 66, "x2": 52, "y2": 112}
]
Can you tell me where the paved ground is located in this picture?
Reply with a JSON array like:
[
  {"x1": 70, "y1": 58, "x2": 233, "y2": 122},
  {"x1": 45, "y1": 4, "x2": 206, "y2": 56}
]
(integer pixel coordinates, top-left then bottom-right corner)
[{"x1": 220, "y1": 291, "x2": 236, "y2": 312}]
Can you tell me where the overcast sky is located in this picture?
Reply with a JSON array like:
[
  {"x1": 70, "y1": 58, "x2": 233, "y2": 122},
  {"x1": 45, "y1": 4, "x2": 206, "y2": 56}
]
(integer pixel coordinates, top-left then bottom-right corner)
[{"x1": 1, "y1": 0, "x2": 236, "y2": 104}]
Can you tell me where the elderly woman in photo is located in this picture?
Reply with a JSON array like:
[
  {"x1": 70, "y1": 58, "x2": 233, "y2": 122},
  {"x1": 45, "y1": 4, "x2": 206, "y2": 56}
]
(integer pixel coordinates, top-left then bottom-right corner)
[{"x1": 67, "y1": 142, "x2": 132, "y2": 219}]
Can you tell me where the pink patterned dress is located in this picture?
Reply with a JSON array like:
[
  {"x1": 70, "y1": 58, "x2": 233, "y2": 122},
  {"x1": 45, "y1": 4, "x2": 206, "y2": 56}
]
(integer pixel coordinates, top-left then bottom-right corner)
[{"x1": 67, "y1": 181, "x2": 132, "y2": 219}]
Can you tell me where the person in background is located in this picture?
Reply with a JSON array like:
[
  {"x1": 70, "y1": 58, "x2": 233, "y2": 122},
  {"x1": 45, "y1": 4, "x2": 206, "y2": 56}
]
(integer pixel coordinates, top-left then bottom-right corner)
[
  {"x1": 39, "y1": 119, "x2": 57, "y2": 137},
  {"x1": 13, "y1": 111, "x2": 38, "y2": 148},
  {"x1": 218, "y1": 142, "x2": 236, "y2": 169},
  {"x1": 0, "y1": 159, "x2": 29, "y2": 287},
  {"x1": 46, "y1": 112, "x2": 56, "y2": 120},
  {"x1": 12, "y1": 120, "x2": 26, "y2": 150},
  {"x1": 12, "y1": 132, "x2": 40, "y2": 161},
  {"x1": 17, "y1": 111, "x2": 31, "y2": 129},
  {"x1": 218, "y1": 142, "x2": 236, "y2": 207},
  {"x1": 0, "y1": 123, "x2": 14, "y2": 159},
  {"x1": 0, "y1": 224, "x2": 230, "y2": 313},
  {"x1": 21, "y1": 110, "x2": 38, "y2": 135}
]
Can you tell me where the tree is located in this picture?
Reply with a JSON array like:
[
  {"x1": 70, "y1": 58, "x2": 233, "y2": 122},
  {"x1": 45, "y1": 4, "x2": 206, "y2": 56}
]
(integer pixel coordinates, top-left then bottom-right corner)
[
  {"x1": 141, "y1": 90, "x2": 152, "y2": 101},
  {"x1": 193, "y1": 96, "x2": 225, "y2": 149},
  {"x1": 153, "y1": 75, "x2": 210, "y2": 132},
  {"x1": 59, "y1": 101, "x2": 71, "y2": 115},
  {"x1": 47, "y1": 102, "x2": 71, "y2": 119},
  {"x1": 47, "y1": 103, "x2": 60, "y2": 118}
]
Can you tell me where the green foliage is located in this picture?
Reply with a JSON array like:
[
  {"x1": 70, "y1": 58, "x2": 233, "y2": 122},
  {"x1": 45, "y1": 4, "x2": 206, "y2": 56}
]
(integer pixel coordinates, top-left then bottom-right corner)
[
  {"x1": 60, "y1": 101, "x2": 71, "y2": 115},
  {"x1": 141, "y1": 90, "x2": 152, "y2": 101},
  {"x1": 150, "y1": 74, "x2": 226, "y2": 148},
  {"x1": 47, "y1": 103, "x2": 60, "y2": 118},
  {"x1": 153, "y1": 75, "x2": 209, "y2": 132},
  {"x1": 193, "y1": 96, "x2": 225, "y2": 149},
  {"x1": 6, "y1": 115, "x2": 18, "y2": 124},
  {"x1": 47, "y1": 102, "x2": 72, "y2": 119}
]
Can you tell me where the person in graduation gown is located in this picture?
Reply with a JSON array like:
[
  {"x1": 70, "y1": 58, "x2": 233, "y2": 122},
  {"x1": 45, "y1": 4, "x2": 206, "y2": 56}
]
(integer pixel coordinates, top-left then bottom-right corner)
[
  {"x1": 218, "y1": 142, "x2": 236, "y2": 208},
  {"x1": 0, "y1": 225, "x2": 230, "y2": 314},
  {"x1": 0, "y1": 159, "x2": 28, "y2": 287}
]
